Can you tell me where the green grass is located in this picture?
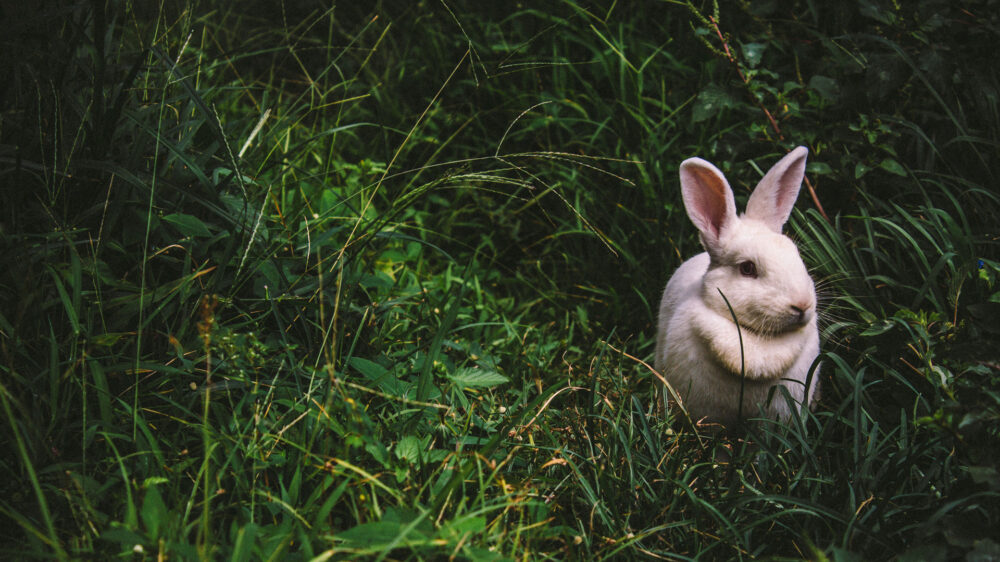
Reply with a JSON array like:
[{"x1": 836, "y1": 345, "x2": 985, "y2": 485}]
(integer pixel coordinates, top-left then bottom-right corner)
[{"x1": 1, "y1": 1, "x2": 999, "y2": 559}]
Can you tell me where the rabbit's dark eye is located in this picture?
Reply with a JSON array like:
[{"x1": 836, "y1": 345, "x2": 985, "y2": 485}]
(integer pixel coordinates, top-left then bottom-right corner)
[{"x1": 738, "y1": 261, "x2": 758, "y2": 278}]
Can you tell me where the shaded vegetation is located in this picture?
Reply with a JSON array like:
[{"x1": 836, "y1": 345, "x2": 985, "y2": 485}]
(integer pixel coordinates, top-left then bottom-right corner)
[{"x1": 1, "y1": 0, "x2": 998, "y2": 559}]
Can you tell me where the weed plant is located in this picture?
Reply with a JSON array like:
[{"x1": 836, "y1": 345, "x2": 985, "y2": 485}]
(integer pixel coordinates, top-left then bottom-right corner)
[{"x1": 1, "y1": 1, "x2": 998, "y2": 560}]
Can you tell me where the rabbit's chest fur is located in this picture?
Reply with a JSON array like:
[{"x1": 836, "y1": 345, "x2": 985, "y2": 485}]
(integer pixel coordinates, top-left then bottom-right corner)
[{"x1": 655, "y1": 253, "x2": 819, "y2": 424}]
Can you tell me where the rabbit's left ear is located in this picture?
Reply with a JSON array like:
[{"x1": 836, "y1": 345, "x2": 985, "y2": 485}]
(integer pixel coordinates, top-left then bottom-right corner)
[{"x1": 745, "y1": 146, "x2": 808, "y2": 232}]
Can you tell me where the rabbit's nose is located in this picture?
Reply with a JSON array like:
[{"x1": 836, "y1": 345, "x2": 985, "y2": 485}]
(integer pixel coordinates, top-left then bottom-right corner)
[{"x1": 790, "y1": 305, "x2": 807, "y2": 324}]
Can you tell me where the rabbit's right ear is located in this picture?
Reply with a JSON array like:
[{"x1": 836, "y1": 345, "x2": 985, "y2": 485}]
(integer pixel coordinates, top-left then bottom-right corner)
[
  {"x1": 745, "y1": 146, "x2": 808, "y2": 232},
  {"x1": 680, "y1": 157, "x2": 736, "y2": 249}
]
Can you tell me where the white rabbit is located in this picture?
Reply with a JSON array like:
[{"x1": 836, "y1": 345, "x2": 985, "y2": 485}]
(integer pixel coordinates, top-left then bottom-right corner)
[{"x1": 654, "y1": 146, "x2": 820, "y2": 427}]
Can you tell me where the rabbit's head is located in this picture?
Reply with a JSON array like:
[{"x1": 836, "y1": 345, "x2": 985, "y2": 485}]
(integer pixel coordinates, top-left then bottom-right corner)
[{"x1": 679, "y1": 147, "x2": 815, "y2": 337}]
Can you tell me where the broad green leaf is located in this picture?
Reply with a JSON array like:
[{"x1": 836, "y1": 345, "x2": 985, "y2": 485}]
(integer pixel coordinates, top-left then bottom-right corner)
[
  {"x1": 692, "y1": 83, "x2": 736, "y2": 123},
  {"x1": 447, "y1": 367, "x2": 509, "y2": 389},
  {"x1": 439, "y1": 515, "x2": 485, "y2": 537},
  {"x1": 365, "y1": 440, "x2": 390, "y2": 467},
  {"x1": 807, "y1": 161, "x2": 833, "y2": 175},
  {"x1": 349, "y1": 357, "x2": 410, "y2": 395},
  {"x1": 140, "y1": 486, "x2": 167, "y2": 539},
  {"x1": 162, "y1": 213, "x2": 212, "y2": 237},
  {"x1": 349, "y1": 357, "x2": 388, "y2": 381},
  {"x1": 338, "y1": 510, "x2": 432, "y2": 547},
  {"x1": 809, "y1": 75, "x2": 840, "y2": 102},
  {"x1": 395, "y1": 435, "x2": 425, "y2": 462},
  {"x1": 320, "y1": 189, "x2": 341, "y2": 214},
  {"x1": 879, "y1": 158, "x2": 907, "y2": 176},
  {"x1": 230, "y1": 523, "x2": 258, "y2": 562}
]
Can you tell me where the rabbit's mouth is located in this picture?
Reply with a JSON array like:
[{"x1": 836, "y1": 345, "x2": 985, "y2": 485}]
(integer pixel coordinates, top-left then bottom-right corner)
[{"x1": 738, "y1": 311, "x2": 812, "y2": 337}]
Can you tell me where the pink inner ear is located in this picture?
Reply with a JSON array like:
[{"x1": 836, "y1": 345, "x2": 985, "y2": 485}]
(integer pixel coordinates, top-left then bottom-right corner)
[
  {"x1": 745, "y1": 147, "x2": 808, "y2": 231},
  {"x1": 772, "y1": 162, "x2": 805, "y2": 216},
  {"x1": 686, "y1": 166, "x2": 730, "y2": 239},
  {"x1": 776, "y1": 178, "x2": 798, "y2": 210}
]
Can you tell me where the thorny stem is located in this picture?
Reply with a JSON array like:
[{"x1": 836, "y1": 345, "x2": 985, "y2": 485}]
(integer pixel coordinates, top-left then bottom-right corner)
[
  {"x1": 707, "y1": 15, "x2": 830, "y2": 222},
  {"x1": 708, "y1": 16, "x2": 783, "y2": 137}
]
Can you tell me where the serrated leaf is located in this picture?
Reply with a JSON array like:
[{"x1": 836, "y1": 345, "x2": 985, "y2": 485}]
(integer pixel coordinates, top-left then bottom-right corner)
[
  {"x1": 692, "y1": 83, "x2": 736, "y2": 123},
  {"x1": 395, "y1": 435, "x2": 425, "y2": 462},
  {"x1": 741, "y1": 42, "x2": 767, "y2": 68},
  {"x1": 366, "y1": 439, "x2": 390, "y2": 468},
  {"x1": 447, "y1": 368, "x2": 509, "y2": 389},
  {"x1": 162, "y1": 213, "x2": 212, "y2": 237}
]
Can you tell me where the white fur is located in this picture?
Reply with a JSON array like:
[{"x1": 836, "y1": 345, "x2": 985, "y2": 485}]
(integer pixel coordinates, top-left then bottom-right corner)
[{"x1": 655, "y1": 147, "x2": 820, "y2": 426}]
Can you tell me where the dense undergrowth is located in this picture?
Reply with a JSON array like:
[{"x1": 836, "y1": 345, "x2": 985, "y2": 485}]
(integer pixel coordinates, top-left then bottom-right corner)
[{"x1": 1, "y1": 1, "x2": 999, "y2": 559}]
